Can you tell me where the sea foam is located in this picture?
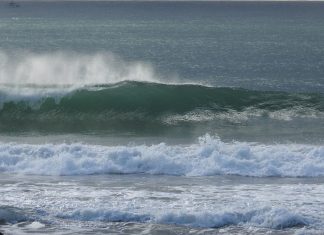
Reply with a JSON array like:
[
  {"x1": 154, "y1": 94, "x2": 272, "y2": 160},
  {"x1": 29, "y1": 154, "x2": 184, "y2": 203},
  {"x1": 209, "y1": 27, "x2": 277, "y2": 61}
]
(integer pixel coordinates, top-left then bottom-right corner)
[
  {"x1": 0, "y1": 135, "x2": 324, "y2": 177},
  {"x1": 59, "y1": 207, "x2": 309, "y2": 229}
]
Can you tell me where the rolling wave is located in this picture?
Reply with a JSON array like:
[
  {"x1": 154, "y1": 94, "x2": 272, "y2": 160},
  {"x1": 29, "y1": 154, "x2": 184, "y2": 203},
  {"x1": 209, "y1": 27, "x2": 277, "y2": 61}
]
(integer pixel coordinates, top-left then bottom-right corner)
[
  {"x1": 59, "y1": 207, "x2": 309, "y2": 229},
  {"x1": 1, "y1": 81, "x2": 322, "y2": 113},
  {"x1": 0, "y1": 81, "x2": 323, "y2": 132},
  {"x1": 0, "y1": 205, "x2": 310, "y2": 229},
  {"x1": 0, "y1": 50, "x2": 323, "y2": 132}
]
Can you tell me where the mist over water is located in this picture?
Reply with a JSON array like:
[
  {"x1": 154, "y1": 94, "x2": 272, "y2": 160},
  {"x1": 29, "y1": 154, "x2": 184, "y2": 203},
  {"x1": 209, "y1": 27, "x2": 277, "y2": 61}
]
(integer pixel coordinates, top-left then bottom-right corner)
[{"x1": 0, "y1": 50, "x2": 162, "y2": 86}]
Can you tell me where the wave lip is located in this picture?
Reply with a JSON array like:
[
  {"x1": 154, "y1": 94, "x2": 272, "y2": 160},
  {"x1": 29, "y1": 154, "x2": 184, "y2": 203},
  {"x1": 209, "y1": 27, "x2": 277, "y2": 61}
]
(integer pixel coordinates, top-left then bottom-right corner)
[
  {"x1": 1, "y1": 135, "x2": 324, "y2": 177},
  {"x1": 1, "y1": 81, "x2": 323, "y2": 115},
  {"x1": 59, "y1": 207, "x2": 309, "y2": 229}
]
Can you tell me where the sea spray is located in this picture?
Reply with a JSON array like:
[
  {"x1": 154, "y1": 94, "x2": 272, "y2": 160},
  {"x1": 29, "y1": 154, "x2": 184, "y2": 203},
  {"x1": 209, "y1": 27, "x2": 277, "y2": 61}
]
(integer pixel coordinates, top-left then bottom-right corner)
[{"x1": 0, "y1": 50, "x2": 161, "y2": 86}]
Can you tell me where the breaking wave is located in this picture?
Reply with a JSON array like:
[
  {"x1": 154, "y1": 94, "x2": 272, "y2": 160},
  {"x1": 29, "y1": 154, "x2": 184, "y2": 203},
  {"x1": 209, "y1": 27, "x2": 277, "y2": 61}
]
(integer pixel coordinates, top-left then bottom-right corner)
[
  {"x1": 0, "y1": 50, "x2": 323, "y2": 132},
  {"x1": 1, "y1": 135, "x2": 324, "y2": 177},
  {"x1": 59, "y1": 207, "x2": 309, "y2": 229},
  {"x1": 0, "y1": 205, "x2": 310, "y2": 229},
  {"x1": 0, "y1": 81, "x2": 323, "y2": 132}
]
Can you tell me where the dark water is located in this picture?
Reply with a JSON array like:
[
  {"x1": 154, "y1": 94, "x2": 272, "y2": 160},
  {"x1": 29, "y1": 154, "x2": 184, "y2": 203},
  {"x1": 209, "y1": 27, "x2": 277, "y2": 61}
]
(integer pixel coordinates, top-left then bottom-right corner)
[{"x1": 1, "y1": 1, "x2": 324, "y2": 92}]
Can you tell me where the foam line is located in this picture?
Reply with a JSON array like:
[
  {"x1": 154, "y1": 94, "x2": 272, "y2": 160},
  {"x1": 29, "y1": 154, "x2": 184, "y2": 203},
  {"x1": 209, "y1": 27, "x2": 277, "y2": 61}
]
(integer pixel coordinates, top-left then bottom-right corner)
[{"x1": 0, "y1": 135, "x2": 324, "y2": 177}]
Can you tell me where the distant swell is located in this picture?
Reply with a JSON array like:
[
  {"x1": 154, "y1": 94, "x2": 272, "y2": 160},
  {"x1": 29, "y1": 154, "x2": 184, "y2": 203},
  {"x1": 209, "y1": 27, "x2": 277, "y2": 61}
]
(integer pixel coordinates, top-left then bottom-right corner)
[
  {"x1": 0, "y1": 81, "x2": 323, "y2": 132},
  {"x1": 1, "y1": 135, "x2": 324, "y2": 177}
]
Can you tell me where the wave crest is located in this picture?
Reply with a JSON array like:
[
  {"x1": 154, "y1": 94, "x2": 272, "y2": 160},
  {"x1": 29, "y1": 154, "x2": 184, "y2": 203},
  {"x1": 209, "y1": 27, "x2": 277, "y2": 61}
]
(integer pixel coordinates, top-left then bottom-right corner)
[
  {"x1": 0, "y1": 81, "x2": 323, "y2": 132},
  {"x1": 59, "y1": 207, "x2": 309, "y2": 229}
]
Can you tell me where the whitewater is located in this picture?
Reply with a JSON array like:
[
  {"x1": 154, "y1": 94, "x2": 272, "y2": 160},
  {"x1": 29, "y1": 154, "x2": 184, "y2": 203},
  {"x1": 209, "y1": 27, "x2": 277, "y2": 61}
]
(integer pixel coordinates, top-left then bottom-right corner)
[
  {"x1": 0, "y1": 135, "x2": 324, "y2": 177},
  {"x1": 1, "y1": 1, "x2": 324, "y2": 235}
]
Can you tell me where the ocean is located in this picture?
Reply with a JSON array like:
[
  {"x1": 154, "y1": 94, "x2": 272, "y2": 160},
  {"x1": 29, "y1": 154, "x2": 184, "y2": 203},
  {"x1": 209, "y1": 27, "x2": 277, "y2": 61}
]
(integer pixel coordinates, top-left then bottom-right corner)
[{"x1": 0, "y1": 1, "x2": 324, "y2": 234}]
